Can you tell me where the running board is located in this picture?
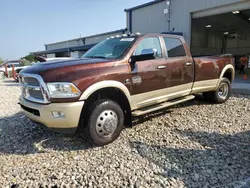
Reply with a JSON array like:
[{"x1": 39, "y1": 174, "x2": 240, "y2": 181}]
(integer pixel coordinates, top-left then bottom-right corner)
[{"x1": 132, "y1": 95, "x2": 195, "y2": 117}]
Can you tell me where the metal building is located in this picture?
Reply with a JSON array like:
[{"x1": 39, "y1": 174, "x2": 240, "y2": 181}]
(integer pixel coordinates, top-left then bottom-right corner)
[
  {"x1": 125, "y1": 0, "x2": 250, "y2": 60},
  {"x1": 33, "y1": 29, "x2": 127, "y2": 58},
  {"x1": 33, "y1": 0, "x2": 250, "y2": 65}
]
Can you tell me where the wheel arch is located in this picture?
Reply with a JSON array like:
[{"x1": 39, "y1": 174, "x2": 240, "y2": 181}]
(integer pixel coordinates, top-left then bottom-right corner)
[
  {"x1": 216, "y1": 64, "x2": 235, "y2": 89},
  {"x1": 79, "y1": 81, "x2": 132, "y2": 127},
  {"x1": 79, "y1": 81, "x2": 131, "y2": 104}
]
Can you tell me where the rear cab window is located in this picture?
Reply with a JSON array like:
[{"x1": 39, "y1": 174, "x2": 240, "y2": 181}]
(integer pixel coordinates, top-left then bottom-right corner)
[{"x1": 163, "y1": 37, "x2": 186, "y2": 58}]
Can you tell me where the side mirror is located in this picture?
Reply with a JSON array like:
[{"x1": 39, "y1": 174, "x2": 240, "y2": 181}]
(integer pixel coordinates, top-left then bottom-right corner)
[
  {"x1": 141, "y1": 48, "x2": 157, "y2": 56},
  {"x1": 130, "y1": 48, "x2": 157, "y2": 63}
]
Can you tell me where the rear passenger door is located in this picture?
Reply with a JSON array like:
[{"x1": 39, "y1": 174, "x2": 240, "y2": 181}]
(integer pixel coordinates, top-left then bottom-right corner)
[{"x1": 162, "y1": 37, "x2": 194, "y2": 99}]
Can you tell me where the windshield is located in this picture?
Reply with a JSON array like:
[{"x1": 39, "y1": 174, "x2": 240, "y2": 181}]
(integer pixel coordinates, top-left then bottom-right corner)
[{"x1": 81, "y1": 37, "x2": 136, "y2": 59}]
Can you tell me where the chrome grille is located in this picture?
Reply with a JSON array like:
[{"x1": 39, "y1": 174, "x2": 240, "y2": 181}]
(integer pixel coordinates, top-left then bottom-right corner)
[
  {"x1": 19, "y1": 74, "x2": 50, "y2": 104},
  {"x1": 23, "y1": 77, "x2": 40, "y2": 86},
  {"x1": 28, "y1": 89, "x2": 44, "y2": 100}
]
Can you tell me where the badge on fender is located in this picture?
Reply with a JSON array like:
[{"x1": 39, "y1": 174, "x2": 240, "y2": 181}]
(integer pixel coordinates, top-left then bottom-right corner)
[{"x1": 132, "y1": 76, "x2": 142, "y2": 84}]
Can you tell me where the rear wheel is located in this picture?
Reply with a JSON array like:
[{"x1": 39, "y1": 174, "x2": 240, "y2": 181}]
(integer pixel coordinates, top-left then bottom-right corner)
[
  {"x1": 203, "y1": 78, "x2": 231, "y2": 103},
  {"x1": 83, "y1": 99, "x2": 124, "y2": 146}
]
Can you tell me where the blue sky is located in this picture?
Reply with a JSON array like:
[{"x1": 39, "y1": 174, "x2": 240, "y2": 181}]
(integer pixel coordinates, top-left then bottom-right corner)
[{"x1": 0, "y1": 0, "x2": 152, "y2": 60}]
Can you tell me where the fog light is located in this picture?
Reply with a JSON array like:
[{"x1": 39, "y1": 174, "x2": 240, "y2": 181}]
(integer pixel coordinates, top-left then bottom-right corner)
[{"x1": 51, "y1": 111, "x2": 65, "y2": 118}]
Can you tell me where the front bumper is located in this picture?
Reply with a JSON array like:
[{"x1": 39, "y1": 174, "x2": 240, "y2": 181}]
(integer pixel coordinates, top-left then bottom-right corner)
[{"x1": 19, "y1": 96, "x2": 84, "y2": 133}]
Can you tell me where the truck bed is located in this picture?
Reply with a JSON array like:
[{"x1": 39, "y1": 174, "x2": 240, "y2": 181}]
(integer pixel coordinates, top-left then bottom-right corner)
[{"x1": 193, "y1": 54, "x2": 235, "y2": 83}]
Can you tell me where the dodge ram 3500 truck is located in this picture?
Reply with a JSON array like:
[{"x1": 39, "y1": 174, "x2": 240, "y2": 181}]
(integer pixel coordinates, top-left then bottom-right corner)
[{"x1": 19, "y1": 33, "x2": 235, "y2": 146}]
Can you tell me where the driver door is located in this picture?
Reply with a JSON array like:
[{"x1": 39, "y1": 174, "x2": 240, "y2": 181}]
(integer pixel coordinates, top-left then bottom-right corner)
[{"x1": 130, "y1": 37, "x2": 168, "y2": 110}]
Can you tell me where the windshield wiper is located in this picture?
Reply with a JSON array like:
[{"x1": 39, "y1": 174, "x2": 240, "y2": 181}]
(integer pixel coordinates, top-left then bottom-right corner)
[{"x1": 88, "y1": 55, "x2": 106, "y2": 59}]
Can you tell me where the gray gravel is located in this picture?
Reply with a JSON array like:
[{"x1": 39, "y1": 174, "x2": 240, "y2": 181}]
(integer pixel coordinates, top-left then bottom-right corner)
[{"x1": 0, "y1": 79, "x2": 250, "y2": 188}]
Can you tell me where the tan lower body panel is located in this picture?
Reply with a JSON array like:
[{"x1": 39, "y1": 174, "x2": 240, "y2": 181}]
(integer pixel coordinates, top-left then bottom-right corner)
[
  {"x1": 191, "y1": 79, "x2": 219, "y2": 94},
  {"x1": 131, "y1": 83, "x2": 193, "y2": 110},
  {"x1": 19, "y1": 96, "x2": 84, "y2": 129},
  {"x1": 131, "y1": 80, "x2": 219, "y2": 110}
]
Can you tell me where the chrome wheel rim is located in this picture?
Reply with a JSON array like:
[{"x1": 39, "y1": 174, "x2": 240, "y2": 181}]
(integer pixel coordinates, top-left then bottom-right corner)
[
  {"x1": 218, "y1": 83, "x2": 229, "y2": 100},
  {"x1": 96, "y1": 110, "x2": 118, "y2": 138}
]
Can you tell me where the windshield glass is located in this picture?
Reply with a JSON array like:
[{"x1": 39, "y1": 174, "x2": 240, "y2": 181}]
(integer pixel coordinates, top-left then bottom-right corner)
[{"x1": 81, "y1": 37, "x2": 136, "y2": 59}]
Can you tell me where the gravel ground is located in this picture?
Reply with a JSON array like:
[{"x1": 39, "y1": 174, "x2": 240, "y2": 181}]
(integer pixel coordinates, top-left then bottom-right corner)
[{"x1": 0, "y1": 79, "x2": 250, "y2": 188}]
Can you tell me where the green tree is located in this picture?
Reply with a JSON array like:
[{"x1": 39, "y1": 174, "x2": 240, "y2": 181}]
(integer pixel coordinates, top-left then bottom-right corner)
[
  {"x1": 0, "y1": 57, "x2": 4, "y2": 65},
  {"x1": 22, "y1": 54, "x2": 37, "y2": 63}
]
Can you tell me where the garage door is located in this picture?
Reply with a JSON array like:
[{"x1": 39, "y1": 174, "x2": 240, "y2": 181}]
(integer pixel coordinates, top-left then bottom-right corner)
[{"x1": 192, "y1": 1, "x2": 250, "y2": 18}]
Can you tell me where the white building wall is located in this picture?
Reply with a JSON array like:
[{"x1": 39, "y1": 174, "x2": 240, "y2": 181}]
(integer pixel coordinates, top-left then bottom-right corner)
[
  {"x1": 129, "y1": 1, "x2": 168, "y2": 34},
  {"x1": 70, "y1": 51, "x2": 80, "y2": 58},
  {"x1": 45, "y1": 30, "x2": 126, "y2": 51},
  {"x1": 46, "y1": 40, "x2": 82, "y2": 51},
  {"x1": 47, "y1": 53, "x2": 56, "y2": 58},
  {"x1": 128, "y1": 0, "x2": 243, "y2": 46},
  {"x1": 171, "y1": 0, "x2": 246, "y2": 45},
  {"x1": 85, "y1": 31, "x2": 125, "y2": 44}
]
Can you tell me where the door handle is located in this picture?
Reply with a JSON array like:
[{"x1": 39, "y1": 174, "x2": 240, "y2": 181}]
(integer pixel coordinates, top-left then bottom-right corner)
[
  {"x1": 186, "y1": 62, "x2": 193, "y2": 66},
  {"x1": 157, "y1": 65, "x2": 166, "y2": 69}
]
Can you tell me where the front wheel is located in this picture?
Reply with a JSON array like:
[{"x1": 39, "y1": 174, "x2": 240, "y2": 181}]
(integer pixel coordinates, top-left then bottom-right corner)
[
  {"x1": 84, "y1": 99, "x2": 124, "y2": 146},
  {"x1": 203, "y1": 78, "x2": 231, "y2": 103}
]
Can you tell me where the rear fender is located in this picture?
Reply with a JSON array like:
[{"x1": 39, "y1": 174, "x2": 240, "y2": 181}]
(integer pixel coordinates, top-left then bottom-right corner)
[{"x1": 215, "y1": 64, "x2": 235, "y2": 89}]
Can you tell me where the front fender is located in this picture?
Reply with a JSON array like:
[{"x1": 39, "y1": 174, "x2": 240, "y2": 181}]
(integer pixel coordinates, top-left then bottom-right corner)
[{"x1": 79, "y1": 80, "x2": 131, "y2": 107}]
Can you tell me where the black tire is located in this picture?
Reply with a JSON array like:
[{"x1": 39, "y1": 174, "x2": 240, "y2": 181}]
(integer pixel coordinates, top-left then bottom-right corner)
[
  {"x1": 203, "y1": 78, "x2": 231, "y2": 103},
  {"x1": 84, "y1": 99, "x2": 124, "y2": 146}
]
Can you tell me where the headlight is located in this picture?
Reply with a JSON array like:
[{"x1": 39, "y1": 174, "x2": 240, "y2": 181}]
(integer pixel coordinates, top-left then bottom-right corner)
[{"x1": 47, "y1": 82, "x2": 81, "y2": 98}]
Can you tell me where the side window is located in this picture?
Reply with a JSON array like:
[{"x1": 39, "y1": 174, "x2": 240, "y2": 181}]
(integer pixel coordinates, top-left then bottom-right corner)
[
  {"x1": 164, "y1": 37, "x2": 186, "y2": 57},
  {"x1": 134, "y1": 37, "x2": 162, "y2": 58}
]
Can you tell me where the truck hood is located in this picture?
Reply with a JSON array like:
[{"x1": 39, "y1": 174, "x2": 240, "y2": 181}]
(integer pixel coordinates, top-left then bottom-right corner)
[
  {"x1": 20, "y1": 58, "x2": 113, "y2": 74},
  {"x1": 20, "y1": 58, "x2": 115, "y2": 82}
]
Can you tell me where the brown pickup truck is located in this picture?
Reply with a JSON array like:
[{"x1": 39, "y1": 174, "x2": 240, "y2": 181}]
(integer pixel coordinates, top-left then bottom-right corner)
[{"x1": 19, "y1": 33, "x2": 235, "y2": 145}]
